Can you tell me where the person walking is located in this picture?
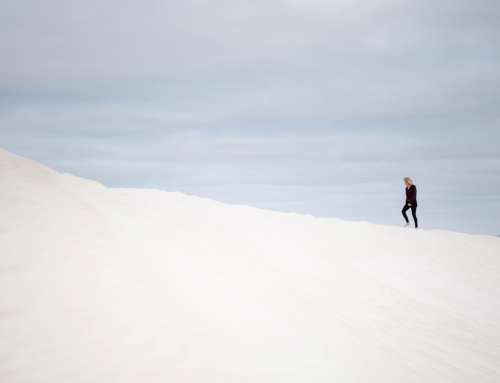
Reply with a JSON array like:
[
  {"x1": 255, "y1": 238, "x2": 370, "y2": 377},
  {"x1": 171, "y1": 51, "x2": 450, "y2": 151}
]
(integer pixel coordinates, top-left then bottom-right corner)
[{"x1": 402, "y1": 177, "x2": 418, "y2": 228}]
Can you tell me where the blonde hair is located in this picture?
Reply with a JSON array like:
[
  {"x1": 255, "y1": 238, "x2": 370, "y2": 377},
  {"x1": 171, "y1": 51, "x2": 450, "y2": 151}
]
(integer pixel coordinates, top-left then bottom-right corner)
[{"x1": 404, "y1": 177, "x2": 413, "y2": 185}]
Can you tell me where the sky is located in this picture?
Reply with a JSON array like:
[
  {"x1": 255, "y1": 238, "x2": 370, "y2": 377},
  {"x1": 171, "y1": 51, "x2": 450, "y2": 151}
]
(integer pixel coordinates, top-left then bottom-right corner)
[{"x1": 1, "y1": 0, "x2": 499, "y2": 234}]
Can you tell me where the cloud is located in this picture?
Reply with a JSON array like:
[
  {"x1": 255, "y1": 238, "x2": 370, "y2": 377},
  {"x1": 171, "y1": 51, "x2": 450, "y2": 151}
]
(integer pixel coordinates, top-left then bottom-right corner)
[{"x1": 0, "y1": 0, "x2": 499, "y2": 234}]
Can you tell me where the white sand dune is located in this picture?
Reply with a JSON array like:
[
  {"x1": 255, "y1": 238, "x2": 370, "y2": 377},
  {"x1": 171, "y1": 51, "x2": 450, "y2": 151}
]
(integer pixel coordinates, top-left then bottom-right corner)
[{"x1": 1, "y1": 148, "x2": 499, "y2": 382}]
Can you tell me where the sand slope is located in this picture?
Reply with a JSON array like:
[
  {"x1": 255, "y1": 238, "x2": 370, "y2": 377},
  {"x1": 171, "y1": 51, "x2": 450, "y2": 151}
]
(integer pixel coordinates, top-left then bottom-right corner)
[{"x1": 1, "y1": 148, "x2": 499, "y2": 382}]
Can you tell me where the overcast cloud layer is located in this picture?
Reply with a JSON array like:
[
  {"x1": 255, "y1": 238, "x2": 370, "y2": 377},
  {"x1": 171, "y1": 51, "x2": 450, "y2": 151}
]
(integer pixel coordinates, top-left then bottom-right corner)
[{"x1": 1, "y1": 0, "x2": 500, "y2": 234}]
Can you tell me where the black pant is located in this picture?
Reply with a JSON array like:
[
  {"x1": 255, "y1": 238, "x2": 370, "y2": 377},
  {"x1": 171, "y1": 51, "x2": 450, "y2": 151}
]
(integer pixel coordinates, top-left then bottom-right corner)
[{"x1": 402, "y1": 203, "x2": 418, "y2": 228}]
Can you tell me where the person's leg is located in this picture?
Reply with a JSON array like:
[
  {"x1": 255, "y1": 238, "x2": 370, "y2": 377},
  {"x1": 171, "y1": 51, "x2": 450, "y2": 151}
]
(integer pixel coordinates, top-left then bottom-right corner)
[
  {"x1": 402, "y1": 205, "x2": 410, "y2": 224},
  {"x1": 411, "y1": 205, "x2": 418, "y2": 228}
]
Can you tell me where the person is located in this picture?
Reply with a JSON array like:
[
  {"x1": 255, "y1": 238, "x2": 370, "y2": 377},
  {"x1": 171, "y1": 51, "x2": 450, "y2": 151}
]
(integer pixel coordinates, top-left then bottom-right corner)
[{"x1": 402, "y1": 177, "x2": 418, "y2": 228}]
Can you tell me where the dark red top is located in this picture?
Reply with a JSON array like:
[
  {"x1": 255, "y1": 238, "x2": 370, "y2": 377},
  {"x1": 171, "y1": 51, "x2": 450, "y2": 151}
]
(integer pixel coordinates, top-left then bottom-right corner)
[{"x1": 406, "y1": 185, "x2": 417, "y2": 203}]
